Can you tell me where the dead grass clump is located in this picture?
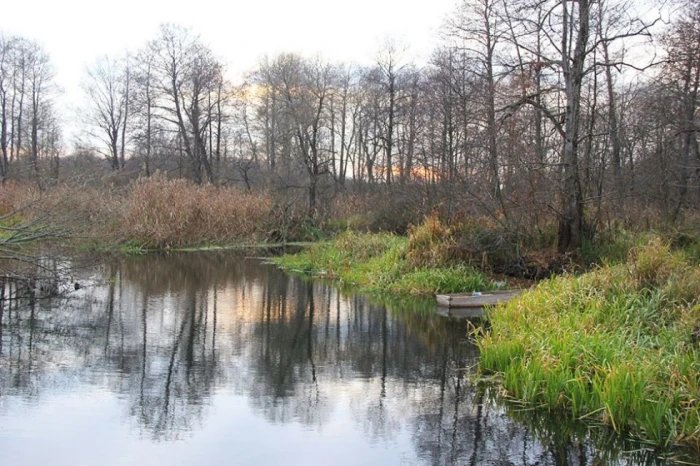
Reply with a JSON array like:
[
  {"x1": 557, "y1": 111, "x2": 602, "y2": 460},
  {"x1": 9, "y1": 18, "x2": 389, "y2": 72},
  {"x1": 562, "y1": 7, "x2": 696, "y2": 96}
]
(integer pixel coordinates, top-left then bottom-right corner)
[
  {"x1": 614, "y1": 235, "x2": 700, "y2": 306},
  {"x1": 122, "y1": 177, "x2": 272, "y2": 248},
  {"x1": 628, "y1": 236, "x2": 684, "y2": 289},
  {"x1": 0, "y1": 182, "x2": 120, "y2": 240},
  {"x1": 42, "y1": 185, "x2": 125, "y2": 238},
  {"x1": 0, "y1": 181, "x2": 39, "y2": 217}
]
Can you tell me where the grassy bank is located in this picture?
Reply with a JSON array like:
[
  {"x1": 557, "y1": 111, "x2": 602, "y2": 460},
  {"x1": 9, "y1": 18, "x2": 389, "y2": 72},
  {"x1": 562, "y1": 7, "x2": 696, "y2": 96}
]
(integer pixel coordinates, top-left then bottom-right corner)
[
  {"x1": 478, "y1": 236, "x2": 700, "y2": 449},
  {"x1": 275, "y1": 224, "x2": 700, "y2": 450},
  {"x1": 273, "y1": 228, "x2": 494, "y2": 295}
]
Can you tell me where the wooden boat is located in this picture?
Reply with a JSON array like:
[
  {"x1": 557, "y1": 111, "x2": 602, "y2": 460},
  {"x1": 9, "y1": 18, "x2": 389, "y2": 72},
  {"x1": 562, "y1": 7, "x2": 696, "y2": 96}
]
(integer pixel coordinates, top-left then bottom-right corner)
[{"x1": 435, "y1": 289, "x2": 522, "y2": 308}]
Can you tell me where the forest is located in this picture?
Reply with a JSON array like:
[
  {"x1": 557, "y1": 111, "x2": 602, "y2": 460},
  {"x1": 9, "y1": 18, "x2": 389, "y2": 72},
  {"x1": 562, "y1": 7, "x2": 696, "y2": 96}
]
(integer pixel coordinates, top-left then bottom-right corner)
[{"x1": 0, "y1": 0, "x2": 697, "y2": 256}]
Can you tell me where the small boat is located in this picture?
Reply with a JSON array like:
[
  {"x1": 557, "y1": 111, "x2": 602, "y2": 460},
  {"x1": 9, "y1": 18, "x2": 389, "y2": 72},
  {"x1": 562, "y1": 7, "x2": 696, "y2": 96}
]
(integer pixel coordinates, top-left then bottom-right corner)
[
  {"x1": 436, "y1": 289, "x2": 522, "y2": 308},
  {"x1": 436, "y1": 306, "x2": 486, "y2": 319}
]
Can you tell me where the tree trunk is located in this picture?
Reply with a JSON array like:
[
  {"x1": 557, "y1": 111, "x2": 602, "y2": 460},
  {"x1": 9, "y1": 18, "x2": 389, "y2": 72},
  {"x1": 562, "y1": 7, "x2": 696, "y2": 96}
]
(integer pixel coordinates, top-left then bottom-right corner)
[
  {"x1": 557, "y1": 0, "x2": 590, "y2": 253},
  {"x1": 386, "y1": 74, "x2": 394, "y2": 185},
  {"x1": 602, "y1": 36, "x2": 623, "y2": 212},
  {"x1": 120, "y1": 61, "x2": 129, "y2": 169}
]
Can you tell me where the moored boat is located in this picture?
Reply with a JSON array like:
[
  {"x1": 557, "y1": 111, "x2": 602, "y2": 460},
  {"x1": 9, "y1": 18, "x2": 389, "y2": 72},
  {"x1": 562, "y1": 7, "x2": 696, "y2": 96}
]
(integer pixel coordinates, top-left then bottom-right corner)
[{"x1": 435, "y1": 289, "x2": 522, "y2": 308}]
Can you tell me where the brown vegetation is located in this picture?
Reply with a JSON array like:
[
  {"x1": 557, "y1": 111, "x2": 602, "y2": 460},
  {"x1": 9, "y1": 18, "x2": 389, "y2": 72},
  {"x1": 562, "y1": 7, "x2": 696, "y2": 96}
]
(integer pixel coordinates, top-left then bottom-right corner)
[
  {"x1": 0, "y1": 177, "x2": 275, "y2": 249},
  {"x1": 121, "y1": 177, "x2": 272, "y2": 248},
  {"x1": 0, "y1": 175, "x2": 697, "y2": 269}
]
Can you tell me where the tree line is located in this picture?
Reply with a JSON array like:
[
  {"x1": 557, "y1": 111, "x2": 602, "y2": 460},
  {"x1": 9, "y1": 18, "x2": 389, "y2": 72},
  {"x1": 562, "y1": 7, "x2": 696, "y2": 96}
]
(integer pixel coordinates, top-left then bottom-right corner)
[
  {"x1": 0, "y1": 35, "x2": 60, "y2": 184},
  {"x1": 0, "y1": 0, "x2": 698, "y2": 251}
]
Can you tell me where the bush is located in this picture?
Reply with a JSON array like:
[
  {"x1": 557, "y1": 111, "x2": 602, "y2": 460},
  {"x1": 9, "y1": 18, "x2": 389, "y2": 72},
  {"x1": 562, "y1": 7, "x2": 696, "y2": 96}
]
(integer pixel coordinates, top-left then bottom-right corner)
[{"x1": 405, "y1": 214, "x2": 454, "y2": 268}]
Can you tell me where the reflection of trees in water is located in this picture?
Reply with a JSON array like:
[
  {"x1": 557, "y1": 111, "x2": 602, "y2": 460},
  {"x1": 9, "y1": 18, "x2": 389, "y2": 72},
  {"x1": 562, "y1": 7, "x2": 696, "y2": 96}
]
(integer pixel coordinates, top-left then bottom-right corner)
[
  {"x1": 244, "y1": 280, "x2": 328, "y2": 426},
  {"x1": 0, "y1": 252, "x2": 674, "y2": 464},
  {"x1": 114, "y1": 264, "x2": 223, "y2": 440},
  {"x1": 0, "y1": 259, "x2": 224, "y2": 439}
]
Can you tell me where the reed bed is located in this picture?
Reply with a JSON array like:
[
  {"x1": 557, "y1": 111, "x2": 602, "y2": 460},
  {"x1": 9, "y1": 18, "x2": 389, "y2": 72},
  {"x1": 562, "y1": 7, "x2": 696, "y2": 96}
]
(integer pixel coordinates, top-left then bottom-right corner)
[
  {"x1": 0, "y1": 177, "x2": 275, "y2": 249},
  {"x1": 120, "y1": 177, "x2": 272, "y2": 248}
]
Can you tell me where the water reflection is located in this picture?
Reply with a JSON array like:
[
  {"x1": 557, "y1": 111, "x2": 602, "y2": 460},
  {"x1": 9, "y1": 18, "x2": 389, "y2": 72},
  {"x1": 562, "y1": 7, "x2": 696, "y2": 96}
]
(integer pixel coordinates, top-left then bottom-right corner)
[{"x1": 0, "y1": 252, "x2": 689, "y2": 465}]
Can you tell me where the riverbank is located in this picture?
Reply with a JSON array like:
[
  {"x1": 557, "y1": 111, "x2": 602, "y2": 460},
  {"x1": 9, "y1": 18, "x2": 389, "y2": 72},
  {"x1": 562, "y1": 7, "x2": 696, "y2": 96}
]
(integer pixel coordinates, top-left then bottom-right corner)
[
  {"x1": 272, "y1": 229, "x2": 494, "y2": 295},
  {"x1": 479, "y1": 236, "x2": 700, "y2": 450},
  {"x1": 274, "y1": 229, "x2": 700, "y2": 451}
]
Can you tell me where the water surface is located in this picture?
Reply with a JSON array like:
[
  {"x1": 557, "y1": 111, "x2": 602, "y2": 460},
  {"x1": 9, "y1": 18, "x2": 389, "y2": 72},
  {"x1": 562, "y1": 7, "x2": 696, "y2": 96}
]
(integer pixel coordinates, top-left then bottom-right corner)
[{"x1": 0, "y1": 252, "x2": 689, "y2": 465}]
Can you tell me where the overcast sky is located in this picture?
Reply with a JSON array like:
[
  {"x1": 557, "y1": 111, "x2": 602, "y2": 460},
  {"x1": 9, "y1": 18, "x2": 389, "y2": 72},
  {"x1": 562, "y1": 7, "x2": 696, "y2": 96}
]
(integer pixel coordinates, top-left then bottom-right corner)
[{"x1": 0, "y1": 0, "x2": 457, "y2": 140}]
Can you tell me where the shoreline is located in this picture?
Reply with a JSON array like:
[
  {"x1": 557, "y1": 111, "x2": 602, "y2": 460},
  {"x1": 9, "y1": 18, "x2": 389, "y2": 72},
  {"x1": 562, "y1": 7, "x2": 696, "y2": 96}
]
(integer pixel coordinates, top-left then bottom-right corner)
[{"x1": 272, "y1": 232, "x2": 700, "y2": 452}]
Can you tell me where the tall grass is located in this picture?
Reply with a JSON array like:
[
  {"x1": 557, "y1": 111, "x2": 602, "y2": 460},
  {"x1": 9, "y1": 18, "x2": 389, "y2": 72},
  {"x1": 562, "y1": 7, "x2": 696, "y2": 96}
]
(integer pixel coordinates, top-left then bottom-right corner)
[
  {"x1": 121, "y1": 177, "x2": 272, "y2": 248},
  {"x1": 478, "y1": 235, "x2": 700, "y2": 449},
  {"x1": 0, "y1": 181, "x2": 122, "y2": 241},
  {"x1": 0, "y1": 177, "x2": 275, "y2": 249},
  {"x1": 274, "y1": 228, "x2": 493, "y2": 295}
]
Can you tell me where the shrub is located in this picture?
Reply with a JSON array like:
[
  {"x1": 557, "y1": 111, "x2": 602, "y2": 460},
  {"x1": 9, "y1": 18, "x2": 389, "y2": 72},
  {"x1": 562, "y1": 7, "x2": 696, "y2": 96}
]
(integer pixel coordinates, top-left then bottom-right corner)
[{"x1": 405, "y1": 214, "x2": 454, "y2": 268}]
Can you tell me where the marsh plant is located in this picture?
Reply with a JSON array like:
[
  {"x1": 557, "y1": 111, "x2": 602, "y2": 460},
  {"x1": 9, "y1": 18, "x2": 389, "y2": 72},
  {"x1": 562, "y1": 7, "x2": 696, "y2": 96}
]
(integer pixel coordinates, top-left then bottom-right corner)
[{"x1": 478, "y1": 236, "x2": 700, "y2": 449}]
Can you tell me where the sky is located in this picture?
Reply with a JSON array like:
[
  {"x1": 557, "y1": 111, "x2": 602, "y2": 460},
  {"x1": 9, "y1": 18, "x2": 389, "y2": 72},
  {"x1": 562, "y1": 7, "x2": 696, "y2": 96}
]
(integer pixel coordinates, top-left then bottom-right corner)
[{"x1": 0, "y1": 0, "x2": 458, "y2": 141}]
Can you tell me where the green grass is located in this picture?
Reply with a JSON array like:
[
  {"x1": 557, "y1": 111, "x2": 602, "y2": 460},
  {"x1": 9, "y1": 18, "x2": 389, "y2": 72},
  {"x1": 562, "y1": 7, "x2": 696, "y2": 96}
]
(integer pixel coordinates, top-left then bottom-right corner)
[
  {"x1": 118, "y1": 239, "x2": 151, "y2": 255},
  {"x1": 580, "y1": 228, "x2": 636, "y2": 266},
  {"x1": 478, "y1": 236, "x2": 700, "y2": 450},
  {"x1": 273, "y1": 230, "x2": 493, "y2": 295},
  {"x1": 581, "y1": 227, "x2": 700, "y2": 268}
]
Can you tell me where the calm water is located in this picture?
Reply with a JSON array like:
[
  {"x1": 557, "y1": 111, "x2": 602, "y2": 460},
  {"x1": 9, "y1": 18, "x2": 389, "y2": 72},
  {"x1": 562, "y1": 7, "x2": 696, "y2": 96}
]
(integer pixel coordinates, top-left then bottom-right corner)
[{"x1": 0, "y1": 252, "x2": 691, "y2": 465}]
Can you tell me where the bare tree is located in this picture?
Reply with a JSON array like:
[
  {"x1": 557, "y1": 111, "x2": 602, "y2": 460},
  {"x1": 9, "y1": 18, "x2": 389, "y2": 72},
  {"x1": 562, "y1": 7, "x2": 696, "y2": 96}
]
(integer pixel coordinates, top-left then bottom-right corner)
[
  {"x1": 501, "y1": 0, "x2": 659, "y2": 250},
  {"x1": 259, "y1": 53, "x2": 336, "y2": 217},
  {"x1": 374, "y1": 40, "x2": 410, "y2": 186},
  {"x1": 80, "y1": 55, "x2": 130, "y2": 171},
  {"x1": 132, "y1": 48, "x2": 158, "y2": 177},
  {"x1": 662, "y1": 1, "x2": 700, "y2": 220},
  {"x1": 26, "y1": 42, "x2": 55, "y2": 185},
  {"x1": 449, "y1": 0, "x2": 507, "y2": 215},
  {"x1": 0, "y1": 34, "x2": 15, "y2": 180},
  {"x1": 149, "y1": 24, "x2": 223, "y2": 184}
]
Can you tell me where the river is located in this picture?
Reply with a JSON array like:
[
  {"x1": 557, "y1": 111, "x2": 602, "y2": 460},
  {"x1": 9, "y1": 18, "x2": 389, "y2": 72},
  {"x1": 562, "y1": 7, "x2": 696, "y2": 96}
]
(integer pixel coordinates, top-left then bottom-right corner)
[{"x1": 0, "y1": 252, "x2": 690, "y2": 465}]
